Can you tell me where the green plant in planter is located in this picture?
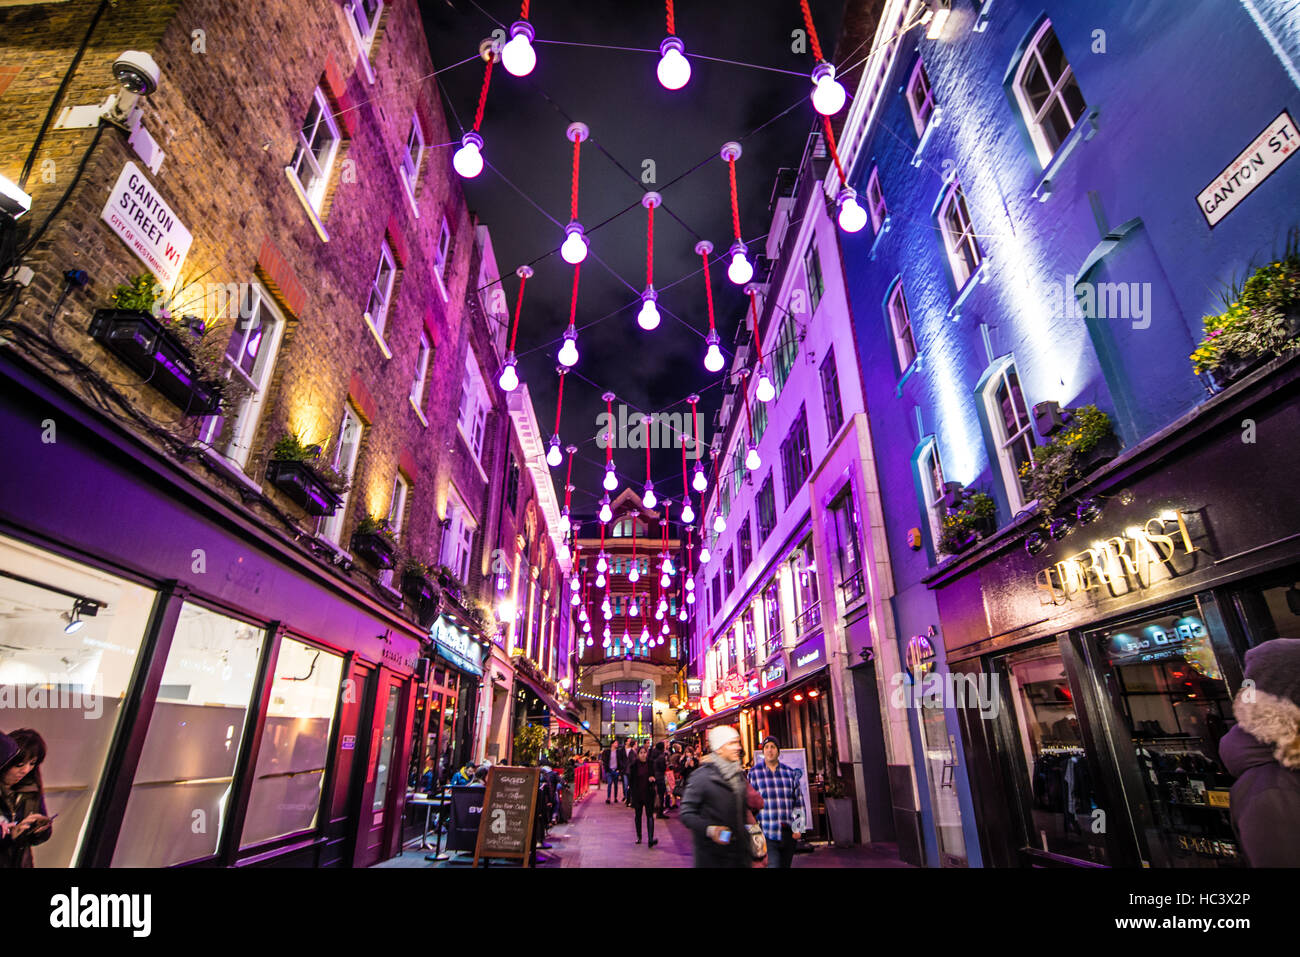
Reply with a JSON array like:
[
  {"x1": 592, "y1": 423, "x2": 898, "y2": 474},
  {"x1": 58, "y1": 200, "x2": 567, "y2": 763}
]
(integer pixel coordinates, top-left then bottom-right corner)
[
  {"x1": 354, "y1": 514, "x2": 398, "y2": 546},
  {"x1": 402, "y1": 554, "x2": 435, "y2": 578},
  {"x1": 1020, "y1": 405, "x2": 1116, "y2": 522},
  {"x1": 1191, "y1": 230, "x2": 1300, "y2": 376},
  {"x1": 269, "y1": 434, "x2": 350, "y2": 493},
  {"x1": 513, "y1": 723, "x2": 547, "y2": 767},
  {"x1": 110, "y1": 274, "x2": 171, "y2": 317},
  {"x1": 938, "y1": 492, "x2": 996, "y2": 555},
  {"x1": 436, "y1": 564, "x2": 467, "y2": 592},
  {"x1": 822, "y1": 771, "x2": 848, "y2": 800}
]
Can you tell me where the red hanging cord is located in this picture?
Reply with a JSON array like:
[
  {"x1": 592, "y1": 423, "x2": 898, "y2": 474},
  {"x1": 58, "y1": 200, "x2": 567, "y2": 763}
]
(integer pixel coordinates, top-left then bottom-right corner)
[
  {"x1": 644, "y1": 414, "x2": 654, "y2": 482},
  {"x1": 570, "y1": 136, "x2": 582, "y2": 221},
  {"x1": 563, "y1": 446, "x2": 575, "y2": 510},
  {"x1": 821, "y1": 115, "x2": 847, "y2": 186},
  {"x1": 742, "y1": 376, "x2": 755, "y2": 445},
  {"x1": 689, "y1": 395, "x2": 701, "y2": 450},
  {"x1": 747, "y1": 288, "x2": 765, "y2": 361},
  {"x1": 567, "y1": 263, "x2": 581, "y2": 329},
  {"x1": 799, "y1": 0, "x2": 825, "y2": 62},
  {"x1": 553, "y1": 369, "x2": 565, "y2": 435},
  {"x1": 700, "y1": 244, "x2": 717, "y2": 333},
  {"x1": 680, "y1": 440, "x2": 689, "y2": 500},
  {"x1": 604, "y1": 393, "x2": 615, "y2": 465},
  {"x1": 727, "y1": 156, "x2": 742, "y2": 241},
  {"x1": 508, "y1": 265, "x2": 531, "y2": 352},
  {"x1": 646, "y1": 202, "x2": 655, "y2": 286},
  {"x1": 520, "y1": 0, "x2": 530, "y2": 18},
  {"x1": 666, "y1": 0, "x2": 675, "y2": 35},
  {"x1": 472, "y1": 56, "x2": 493, "y2": 133}
]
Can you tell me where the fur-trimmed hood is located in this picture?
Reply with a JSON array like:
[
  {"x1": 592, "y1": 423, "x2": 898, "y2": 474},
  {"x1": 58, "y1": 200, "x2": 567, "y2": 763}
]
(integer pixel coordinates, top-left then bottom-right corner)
[{"x1": 1229, "y1": 688, "x2": 1300, "y2": 771}]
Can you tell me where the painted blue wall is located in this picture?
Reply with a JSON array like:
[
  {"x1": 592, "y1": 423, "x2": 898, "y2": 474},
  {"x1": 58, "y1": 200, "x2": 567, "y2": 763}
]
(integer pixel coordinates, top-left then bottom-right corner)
[{"x1": 838, "y1": 0, "x2": 1300, "y2": 865}]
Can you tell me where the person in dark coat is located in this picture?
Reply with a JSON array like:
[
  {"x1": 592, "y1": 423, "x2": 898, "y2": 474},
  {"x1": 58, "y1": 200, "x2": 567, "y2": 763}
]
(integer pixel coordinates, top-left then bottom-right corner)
[
  {"x1": 601, "y1": 738, "x2": 627, "y2": 804},
  {"x1": 652, "y1": 742, "x2": 670, "y2": 818},
  {"x1": 626, "y1": 745, "x2": 658, "y2": 847},
  {"x1": 679, "y1": 726, "x2": 749, "y2": 868},
  {"x1": 1220, "y1": 638, "x2": 1300, "y2": 866},
  {"x1": 0, "y1": 729, "x2": 53, "y2": 868}
]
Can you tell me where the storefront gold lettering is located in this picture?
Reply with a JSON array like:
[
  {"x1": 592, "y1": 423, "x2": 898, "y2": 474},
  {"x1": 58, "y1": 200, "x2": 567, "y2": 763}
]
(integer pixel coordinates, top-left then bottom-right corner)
[{"x1": 1035, "y1": 511, "x2": 1198, "y2": 606}]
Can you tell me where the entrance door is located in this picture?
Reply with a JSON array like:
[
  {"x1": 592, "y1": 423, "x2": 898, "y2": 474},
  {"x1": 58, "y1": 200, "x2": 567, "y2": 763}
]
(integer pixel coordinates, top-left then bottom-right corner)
[{"x1": 352, "y1": 672, "x2": 403, "y2": 868}]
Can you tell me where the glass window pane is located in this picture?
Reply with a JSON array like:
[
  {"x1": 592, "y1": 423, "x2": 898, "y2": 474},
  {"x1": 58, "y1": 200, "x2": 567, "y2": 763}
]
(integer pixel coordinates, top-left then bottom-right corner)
[
  {"x1": 113, "y1": 602, "x2": 267, "y2": 867},
  {"x1": 0, "y1": 537, "x2": 156, "y2": 868},
  {"x1": 239, "y1": 637, "x2": 343, "y2": 846}
]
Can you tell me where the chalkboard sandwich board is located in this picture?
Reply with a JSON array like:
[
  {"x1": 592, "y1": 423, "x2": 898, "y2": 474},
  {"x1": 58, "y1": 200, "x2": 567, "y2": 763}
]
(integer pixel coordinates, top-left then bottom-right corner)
[{"x1": 473, "y1": 766, "x2": 541, "y2": 867}]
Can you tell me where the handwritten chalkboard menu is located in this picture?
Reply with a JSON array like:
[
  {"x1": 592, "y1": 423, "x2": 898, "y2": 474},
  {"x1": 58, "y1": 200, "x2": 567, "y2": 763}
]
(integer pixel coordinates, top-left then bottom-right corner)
[{"x1": 473, "y1": 766, "x2": 540, "y2": 866}]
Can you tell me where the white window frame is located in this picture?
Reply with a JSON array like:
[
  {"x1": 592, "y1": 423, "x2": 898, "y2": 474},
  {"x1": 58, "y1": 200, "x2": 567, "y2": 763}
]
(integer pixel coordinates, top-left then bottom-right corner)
[
  {"x1": 982, "y1": 360, "x2": 1035, "y2": 513},
  {"x1": 409, "y1": 330, "x2": 432, "y2": 423},
  {"x1": 348, "y1": 0, "x2": 384, "y2": 54},
  {"x1": 917, "y1": 438, "x2": 946, "y2": 555},
  {"x1": 886, "y1": 280, "x2": 917, "y2": 372},
  {"x1": 289, "y1": 86, "x2": 341, "y2": 215},
  {"x1": 387, "y1": 472, "x2": 409, "y2": 538},
  {"x1": 1013, "y1": 19, "x2": 1086, "y2": 167},
  {"x1": 321, "y1": 405, "x2": 364, "y2": 545},
  {"x1": 906, "y1": 58, "x2": 936, "y2": 138},
  {"x1": 200, "y1": 284, "x2": 287, "y2": 470},
  {"x1": 400, "y1": 112, "x2": 425, "y2": 214},
  {"x1": 456, "y1": 352, "x2": 489, "y2": 462},
  {"x1": 432, "y1": 216, "x2": 452, "y2": 302},
  {"x1": 938, "y1": 182, "x2": 982, "y2": 289},
  {"x1": 364, "y1": 239, "x2": 397, "y2": 348},
  {"x1": 865, "y1": 165, "x2": 887, "y2": 234},
  {"x1": 441, "y1": 485, "x2": 478, "y2": 584}
]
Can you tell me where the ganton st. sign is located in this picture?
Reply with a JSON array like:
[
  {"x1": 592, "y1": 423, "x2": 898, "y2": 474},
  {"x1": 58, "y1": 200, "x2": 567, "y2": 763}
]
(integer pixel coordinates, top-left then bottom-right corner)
[{"x1": 1197, "y1": 110, "x2": 1296, "y2": 227}]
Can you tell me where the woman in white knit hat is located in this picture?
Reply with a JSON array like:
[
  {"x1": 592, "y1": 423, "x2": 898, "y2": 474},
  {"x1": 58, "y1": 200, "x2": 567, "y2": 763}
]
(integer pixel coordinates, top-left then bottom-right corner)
[{"x1": 678, "y1": 725, "x2": 750, "y2": 867}]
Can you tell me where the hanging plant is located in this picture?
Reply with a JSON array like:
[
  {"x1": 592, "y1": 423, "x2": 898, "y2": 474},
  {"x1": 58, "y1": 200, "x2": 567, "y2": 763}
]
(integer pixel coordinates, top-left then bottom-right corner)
[
  {"x1": 1020, "y1": 405, "x2": 1118, "y2": 524},
  {"x1": 1190, "y1": 229, "x2": 1300, "y2": 382},
  {"x1": 269, "y1": 433, "x2": 350, "y2": 494},
  {"x1": 938, "y1": 492, "x2": 996, "y2": 555}
]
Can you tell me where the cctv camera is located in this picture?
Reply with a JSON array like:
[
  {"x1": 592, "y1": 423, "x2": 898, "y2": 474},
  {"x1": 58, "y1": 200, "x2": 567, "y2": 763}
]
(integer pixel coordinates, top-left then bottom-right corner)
[{"x1": 112, "y1": 51, "x2": 161, "y2": 96}]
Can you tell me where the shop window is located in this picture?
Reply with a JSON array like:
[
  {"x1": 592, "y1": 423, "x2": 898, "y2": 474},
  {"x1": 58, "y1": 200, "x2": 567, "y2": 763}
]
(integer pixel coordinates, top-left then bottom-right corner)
[
  {"x1": 828, "y1": 485, "x2": 865, "y2": 607},
  {"x1": 290, "y1": 86, "x2": 341, "y2": 215},
  {"x1": 906, "y1": 58, "x2": 936, "y2": 138},
  {"x1": 819, "y1": 349, "x2": 844, "y2": 436},
  {"x1": 371, "y1": 680, "x2": 402, "y2": 814},
  {"x1": 756, "y1": 473, "x2": 777, "y2": 543},
  {"x1": 937, "y1": 181, "x2": 983, "y2": 289},
  {"x1": 113, "y1": 602, "x2": 268, "y2": 867},
  {"x1": 1090, "y1": 607, "x2": 1239, "y2": 867},
  {"x1": 320, "y1": 404, "x2": 364, "y2": 545},
  {"x1": 199, "y1": 285, "x2": 287, "y2": 470},
  {"x1": 0, "y1": 537, "x2": 156, "y2": 867},
  {"x1": 996, "y1": 642, "x2": 1108, "y2": 864},
  {"x1": 982, "y1": 360, "x2": 1035, "y2": 512},
  {"x1": 238, "y1": 637, "x2": 345, "y2": 848},
  {"x1": 1013, "y1": 20, "x2": 1087, "y2": 167},
  {"x1": 886, "y1": 279, "x2": 917, "y2": 374}
]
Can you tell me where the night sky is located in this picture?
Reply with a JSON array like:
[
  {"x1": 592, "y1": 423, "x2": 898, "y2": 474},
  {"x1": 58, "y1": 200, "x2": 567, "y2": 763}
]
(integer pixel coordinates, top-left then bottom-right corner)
[{"x1": 420, "y1": 0, "x2": 847, "y2": 520}]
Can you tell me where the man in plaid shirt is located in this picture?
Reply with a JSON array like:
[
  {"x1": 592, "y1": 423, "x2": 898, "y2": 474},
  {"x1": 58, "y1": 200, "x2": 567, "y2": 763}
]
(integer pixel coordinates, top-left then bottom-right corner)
[{"x1": 747, "y1": 735, "x2": 806, "y2": 868}]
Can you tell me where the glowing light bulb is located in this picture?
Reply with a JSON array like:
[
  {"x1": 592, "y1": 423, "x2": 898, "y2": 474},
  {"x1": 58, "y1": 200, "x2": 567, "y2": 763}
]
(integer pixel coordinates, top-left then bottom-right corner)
[
  {"x1": 637, "y1": 288, "x2": 660, "y2": 331},
  {"x1": 657, "y1": 36, "x2": 691, "y2": 89},
  {"x1": 679, "y1": 606, "x2": 689, "y2": 619},
  {"x1": 837, "y1": 187, "x2": 868, "y2": 233},
  {"x1": 578, "y1": 608, "x2": 587, "y2": 622},
  {"x1": 501, "y1": 20, "x2": 536, "y2": 76},
  {"x1": 680, "y1": 503, "x2": 695, "y2": 524},
  {"x1": 596, "y1": 553, "x2": 608, "y2": 573},
  {"x1": 664, "y1": 558, "x2": 676, "y2": 574},
  {"x1": 595, "y1": 573, "x2": 606, "y2": 588},
  {"x1": 643, "y1": 482, "x2": 656, "y2": 510},
  {"x1": 628, "y1": 566, "x2": 640, "y2": 583},
  {"x1": 656, "y1": 607, "x2": 665, "y2": 620},
  {"x1": 622, "y1": 630, "x2": 631, "y2": 645},
  {"x1": 453, "y1": 131, "x2": 484, "y2": 179},
  {"x1": 699, "y1": 546, "x2": 711, "y2": 564},
  {"x1": 661, "y1": 622, "x2": 670, "y2": 635},
  {"x1": 571, "y1": 591, "x2": 581, "y2": 606},
  {"x1": 660, "y1": 573, "x2": 670, "y2": 588},
  {"x1": 727, "y1": 242, "x2": 753, "y2": 285},
  {"x1": 629, "y1": 600, "x2": 639, "y2": 617},
  {"x1": 498, "y1": 353, "x2": 519, "y2": 392},
  {"x1": 599, "y1": 501, "x2": 612, "y2": 523},
  {"x1": 602, "y1": 636, "x2": 610, "y2": 648},
  {"x1": 603, "y1": 462, "x2": 618, "y2": 491},
  {"x1": 746, "y1": 446, "x2": 761, "y2": 470},
  {"x1": 560, "y1": 510, "x2": 571, "y2": 533},
  {"x1": 583, "y1": 621, "x2": 591, "y2": 633},
  {"x1": 692, "y1": 463, "x2": 708, "y2": 492},
  {"x1": 703, "y1": 330, "x2": 725, "y2": 372},
  {"x1": 686, "y1": 591, "x2": 695, "y2": 605},
  {"x1": 685, "y1": 578, "x2": 694, "y2": 591},
  {"x1": 561, "y1": 221, "x2": 588, "y2": 264},
  {"x1": 810, "y1": 62, "x2": 846, "y2": 116},
  {"x1": 558, "y1": 327, "x2": 579, "y2": 367},
  {"x1": 713, "y1": 513, "x2": 726, "y2": 533},
  {"x1": 546, "y1": 436, "x2": 563, "y2": 467},
  {"x1": 755, "y1": 368, "x2": 775, "y2": 402}
]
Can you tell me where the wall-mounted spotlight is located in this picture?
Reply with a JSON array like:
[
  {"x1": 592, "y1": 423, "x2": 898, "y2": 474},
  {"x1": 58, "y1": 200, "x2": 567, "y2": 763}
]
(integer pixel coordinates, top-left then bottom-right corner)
[
  {"x1": 63, "y1": 598, "x2": 102, "y2": 634},
  {"x1": 1076, "y1": 498, "x2": 1103, "y2": 525}
]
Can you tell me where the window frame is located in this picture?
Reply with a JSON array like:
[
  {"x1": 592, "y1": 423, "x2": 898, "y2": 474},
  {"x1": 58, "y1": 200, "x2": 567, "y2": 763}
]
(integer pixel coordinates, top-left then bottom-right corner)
[
  {"x1": 982, "y1": 360, "x2": 1035, "y2": 513},
  {"x1": 755, "y1": 473, "x2": 777, "y2": 543},
  {"x1": 456, "y1": 352, "x2": 490, "y2": 462},
  {"x1": 885, "y1": 279, "x2": 918, "y2": 374},
  {"x1": 906, "y1": 58, "x2": 936, "y2": 138},
  {"x1": 290, "y1": 86, "x2": 341, "y2": 215},
  {"x1": 1012, "y1": 19, "x2": 1087, "y2": 167},
  {"x1": 865, "y1": 165, "x2": 887, "y2": 234},
  {"x1": 937, "y1": 182, "x2": 983, "y2": 290},
  {"x1": 366, "y1": 239, "x2": 398, "y2": 338},
  {"x1": 819, "y1": 348, "x2": 844, "y2": 436},
  {"x1": 320, "y1": 404, "x2": 364, "y2": 545},
  {"x1": 804, "y1": 243, "x2": 825, "y2": 316},
  {"x1": 387, "y1": 472, "x2": 409, "y2": 538},
  {"x1": 410, "y1": 330, "x2": 432, "y2": 413},
  {"x1": 400, "y1": 111, "x2": 426, "y2": 201},
  {"x1": 917, "y1": 438, "x2": 946, "y2": 556},
  {"x1": 348, "y1": 0, "x2": 384, "y2": 54}
]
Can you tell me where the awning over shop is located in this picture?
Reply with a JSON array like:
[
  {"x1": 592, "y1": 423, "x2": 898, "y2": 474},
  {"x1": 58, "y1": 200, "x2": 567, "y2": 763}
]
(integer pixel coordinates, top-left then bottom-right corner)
[
  {"x1": 672, "y1": 665, "x2": 829, "y2": 739},
  {"x1": 513, "y1": 667, "x2": 569, "y2": 723},
  {"x1": 428, "y1": 615, "x2": 485, "y2": 675}
]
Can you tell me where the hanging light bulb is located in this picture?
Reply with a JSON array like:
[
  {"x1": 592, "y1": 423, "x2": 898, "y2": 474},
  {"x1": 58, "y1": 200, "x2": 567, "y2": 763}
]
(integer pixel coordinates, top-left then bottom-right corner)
[
  {"x1": 641, "y1": 626, "x2": 650, "y2": 642},
  {"x1": 453, "y1": 131, "x2": 484, "y2": 178},
  {"x1": 679, "y1": 606, "x2": 689, "y2": 618},
  {"x1": 578, "y1": 607, "x2": 588, "y2": 622},
  {"x1": 660, "y1": 573, "x2": 671, "y2": 588},
  {"x1": 686, "y1": 591, "x2": 696, "y2": 605},
  {"x1": 755, "y1": 365, "x2": 775, "y2": 402},
  {"x1": 657, "y1": 35, "x2": 691, "y2": 89},
  {"x1": 837, "y1": 187, "x2": 868, "y2": 233},
  {"x1": 629, "y1": 598, "x2": 640, "y2": 617},
  {"x1": 602, "y1": 635, "x2": 610, "y2": 648},
  {"x1": 692, "y1": 462, "x2": 708, "y2": 492},
  {"x1": 661, "y1": 622, "x2": 670, "y2": 635},
  {"x1": 699, "y1": 545, "x2": 711, "y2": 564},
  {"x1": 586, "y1": 635, "x2": 594, "y2": 647},
  {"x1": 680, "y1": 503, "x2": 695, "y2": 524},
  {"x1": 726, "y1": 241, "x2": 753, "y2": 285},
  {"x1": 560, "y1": 509, "x2": 571, "y2": 533},
  {"x1": 501, "y1": 20, "x2": 537, "y2": 76},
  {"x1": 557, "y1": 326, "x2": 579, "y2": 367},
  {"x1": 546, "y1": 436, "x2": 563, "y2": 467},
  {"x1": 583, "y1": 620, "x2": 591, "y2": 633},
  {"x1": 498, "y1": 352, "x2": 520, "y2": 392},
  {"x1": 685, "y1": 577, "x2": 694, "y2": 591},
  {"x1": 603, "y1": 461, "x2": 618, "y2": 492},
  {"x1": 745, "y1": 446, "x2": 761, "y2": 471},
  {"x1": 622, "y1": 629, "x2": 631, "y2": 645},
  {"x1": 655, "y1": 606, "x2": 665, "y2": 620},
  {"x1": 703, "y1": 329, "x2": 725, "y2": 373},
  {"x1": 595, "y1": 572, "x2": 606, "y2": 588},
  {"x1": 596, "y1": 552, "x2": 608, "y2": 573},
  {"x1": 637, "y1": 287, "x2": 660, "y2": 331},
  {"x1": 643, "y1": 481, "x2": 656, "y2": 510},
  {"x1": 570, "y1": 590, "x2": 581, "y2": 606},
  {"x1": 628, "y1": 564, "x2": 640, "y2": 584},
  {"x1": 599, "y1": 496, "x2": 612, "y2": 524},
  {"x1": 664, "y1": 557, "x2": 676, "y2": 574},
  {"x1": 713, "y1": 513, "x2": 726, "y2": 533},
  {"x1": 561, "y1": 222, "x2": 588, "y2": 264},
  {"x1": 810, "y1": 61, "x2": 846, "y2": 116}
]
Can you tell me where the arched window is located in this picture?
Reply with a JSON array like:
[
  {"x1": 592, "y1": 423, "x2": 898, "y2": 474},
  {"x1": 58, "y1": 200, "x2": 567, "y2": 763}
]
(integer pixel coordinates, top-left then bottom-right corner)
[{"x1": 1013, "y1": 20, "x2": 1086, "y2": 166}]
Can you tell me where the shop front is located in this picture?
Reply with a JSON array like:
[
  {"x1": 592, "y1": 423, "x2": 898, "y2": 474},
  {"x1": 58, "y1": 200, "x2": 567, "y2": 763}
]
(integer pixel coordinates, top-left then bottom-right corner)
[
  {"x1": 930, "y1": 362, "x2": 1300, "y2": 868},
  {"x1": 410, "y1": 616, "x2": 485, "y2": 793},
  {"x1": 0, "y1": 349, "x2": 423, "y2": 869}
]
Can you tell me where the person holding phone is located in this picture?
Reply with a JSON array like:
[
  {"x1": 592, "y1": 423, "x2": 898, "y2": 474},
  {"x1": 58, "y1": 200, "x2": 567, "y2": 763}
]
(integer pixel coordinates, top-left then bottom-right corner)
[
  {"x1": 679, "y1": 726, "x2": 749, "y2": 868},
  {"x1": 1, "y1": 729, "x2": 53, "y2": 868}
]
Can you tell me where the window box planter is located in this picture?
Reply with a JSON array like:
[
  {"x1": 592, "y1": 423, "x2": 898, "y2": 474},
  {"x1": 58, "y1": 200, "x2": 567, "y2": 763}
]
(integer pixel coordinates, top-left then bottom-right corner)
[
  {"x1": 88, "y1": 309, "x2": 220, "y2": 416},
  {"x1": 1212, "y1": 352, "x2": 1271, "y2": 388},
  {"x1": 401, "y1": 570, "x2": 438, "y2": 605},
  {"x1": 265, "y1": 459, "x2": 344, "y2": 516},
  {"x1": 351, "y1": 530, "x2": 397, "y2": 569},
  {"x1": 1074, "y1": 432, "x2": 1121, "y2": 476},
  {"x1": 436, "y1": 569, "x2": 465, "y2": 604}
]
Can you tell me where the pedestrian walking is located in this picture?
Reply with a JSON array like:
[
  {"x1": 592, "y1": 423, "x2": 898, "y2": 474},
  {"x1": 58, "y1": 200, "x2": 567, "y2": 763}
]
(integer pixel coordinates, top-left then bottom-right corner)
[
  {"x1": 623, "y1": 739, "x2": 636, "y2": 806},
  {"x1": 652, "y1": 742, "x2": 669, "y2": 818},
  {"x1": 679, "y1": 726, "x2": 750, "y2": 868},
  {"x1": 602, "y1": 737, "x2": 627, "y2": 803},
  {"x1": 747, "y1": 736, "x2": 806, "y2": 868},
  {"x1": 626, "y1": 745, "x2": 659, "y2": 847},
  {"x1": 0, "y1": 729, "x2": 53, "y2": 868},
  {"x1": 1220, "y1": 638, "x2": 1300, "y2": 866}
]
